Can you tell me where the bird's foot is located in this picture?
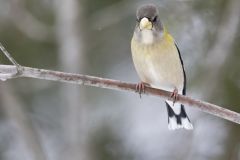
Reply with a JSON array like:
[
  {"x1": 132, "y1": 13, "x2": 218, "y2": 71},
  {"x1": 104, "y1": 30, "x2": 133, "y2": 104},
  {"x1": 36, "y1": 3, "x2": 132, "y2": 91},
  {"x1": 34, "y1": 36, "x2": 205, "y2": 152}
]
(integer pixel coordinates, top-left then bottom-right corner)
[
  {"x1": 170, "y1": 88, "x2": 178, "y2": 105},
  {"x1": 135, "y1": 82, "x2": 150, "y2": 98}
]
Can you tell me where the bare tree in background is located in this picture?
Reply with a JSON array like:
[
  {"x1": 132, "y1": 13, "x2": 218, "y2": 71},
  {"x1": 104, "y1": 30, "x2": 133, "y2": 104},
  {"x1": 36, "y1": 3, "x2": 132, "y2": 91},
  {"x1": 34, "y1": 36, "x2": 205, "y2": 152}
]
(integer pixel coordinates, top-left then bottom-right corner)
[
  {"x1": 0, "y1": 0, "x2": 240, "y2": 160},
  {"x1": 53, "y1": 0, "x2": 89, "y2": 159},
  {"x1": 6, "y1": 0, "x2": 50, "y2": 41},
  {"x1": 203, "y1": 0, "x2": 240, "y2": 98},
  {"x1": 189, "y1": 0, "x2": 240, "y2": 159}
]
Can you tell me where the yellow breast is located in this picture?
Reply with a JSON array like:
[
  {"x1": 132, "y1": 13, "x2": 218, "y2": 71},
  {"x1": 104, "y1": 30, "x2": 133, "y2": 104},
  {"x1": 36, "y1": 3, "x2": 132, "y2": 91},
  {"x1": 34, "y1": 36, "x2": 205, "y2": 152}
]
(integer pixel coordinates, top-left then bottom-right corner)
[{"x1": 131, "y1": 32, "x2": 184, "y2": 91}]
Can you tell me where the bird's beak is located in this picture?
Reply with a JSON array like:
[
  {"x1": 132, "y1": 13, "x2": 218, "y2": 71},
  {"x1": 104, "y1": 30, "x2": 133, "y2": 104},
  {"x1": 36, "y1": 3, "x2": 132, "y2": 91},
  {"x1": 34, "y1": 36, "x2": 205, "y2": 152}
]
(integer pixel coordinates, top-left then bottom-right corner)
[{"x1": 139, "y1": 17, "x2": 153, "y2": 30}]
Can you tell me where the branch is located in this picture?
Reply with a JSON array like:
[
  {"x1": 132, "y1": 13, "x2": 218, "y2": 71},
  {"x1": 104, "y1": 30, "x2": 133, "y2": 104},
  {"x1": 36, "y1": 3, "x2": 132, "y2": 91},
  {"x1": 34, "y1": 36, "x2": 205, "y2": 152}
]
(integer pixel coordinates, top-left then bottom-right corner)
[
  {"x1": 0, "y1": 42, "x2": 240, "y2": 125},
  {"x1": 0, "y1": 64, "x2": 240, "y2": 124}
]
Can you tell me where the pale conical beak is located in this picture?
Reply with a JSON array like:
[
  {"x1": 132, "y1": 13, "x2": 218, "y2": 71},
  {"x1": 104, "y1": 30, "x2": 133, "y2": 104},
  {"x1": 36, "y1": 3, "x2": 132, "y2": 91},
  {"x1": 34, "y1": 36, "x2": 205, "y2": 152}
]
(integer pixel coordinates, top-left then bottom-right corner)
[{"x1": 139, "y1": 17, "x2": 153, "y2": 30}]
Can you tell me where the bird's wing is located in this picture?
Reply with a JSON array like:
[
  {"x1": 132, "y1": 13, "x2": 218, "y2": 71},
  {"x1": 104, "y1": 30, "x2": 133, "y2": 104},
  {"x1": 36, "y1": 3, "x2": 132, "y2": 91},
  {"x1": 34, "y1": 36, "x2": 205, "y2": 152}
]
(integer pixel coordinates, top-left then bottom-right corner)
[{"x1": 175, "y1": 43, "x2": 186, "y2": 95}]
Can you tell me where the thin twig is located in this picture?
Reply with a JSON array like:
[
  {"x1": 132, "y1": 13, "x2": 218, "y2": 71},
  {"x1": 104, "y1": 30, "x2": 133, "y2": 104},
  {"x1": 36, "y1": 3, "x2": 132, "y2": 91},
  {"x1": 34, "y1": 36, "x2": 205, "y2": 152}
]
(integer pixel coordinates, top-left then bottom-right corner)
[
  {"x1": 0, "y1": 64, "x2": 240, "y2": 124},
  {"x1": 0, "y1": 43, "x2": 23, "y2": 80},
  {"x1": 0, "y1": 42, "x2": 21, "y2": 67}
]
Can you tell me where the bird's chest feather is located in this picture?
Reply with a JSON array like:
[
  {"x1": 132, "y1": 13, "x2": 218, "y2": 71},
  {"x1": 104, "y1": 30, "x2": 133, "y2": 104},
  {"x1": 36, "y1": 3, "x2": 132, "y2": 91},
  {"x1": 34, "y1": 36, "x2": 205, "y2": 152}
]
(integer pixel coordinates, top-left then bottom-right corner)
[{"x1": 131, "y1": 37, "x2": 184, "y2": 91}]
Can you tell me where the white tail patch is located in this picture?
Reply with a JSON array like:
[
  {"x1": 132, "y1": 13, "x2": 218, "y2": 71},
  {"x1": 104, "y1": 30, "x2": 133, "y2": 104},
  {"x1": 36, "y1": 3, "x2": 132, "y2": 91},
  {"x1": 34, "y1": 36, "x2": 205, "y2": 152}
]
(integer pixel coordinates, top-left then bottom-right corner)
[
  {"x1": 181, "y1": 118, "x2": 193, "y2": 130},
  {"x1": 168, "y1": 117, "x2": 179, "y2": 130},
  {"x1": 168, "y1": 117, "x2": 193, "y2": 130}
]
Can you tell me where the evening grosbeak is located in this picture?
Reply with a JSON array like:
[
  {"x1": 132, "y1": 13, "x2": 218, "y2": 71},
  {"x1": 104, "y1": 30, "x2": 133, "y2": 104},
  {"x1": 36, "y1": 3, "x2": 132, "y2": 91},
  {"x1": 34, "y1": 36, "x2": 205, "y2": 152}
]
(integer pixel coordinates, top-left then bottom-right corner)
[{"x1": 131, "y1": 4, "x2": 193, "y2": 130}]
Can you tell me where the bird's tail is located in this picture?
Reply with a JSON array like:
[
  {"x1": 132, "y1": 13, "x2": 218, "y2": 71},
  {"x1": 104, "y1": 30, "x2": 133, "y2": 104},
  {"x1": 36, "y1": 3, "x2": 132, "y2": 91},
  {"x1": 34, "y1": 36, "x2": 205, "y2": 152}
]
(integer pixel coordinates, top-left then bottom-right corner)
[{"x1": 166, "y1": 101, "x2": 193, "y2": 130}]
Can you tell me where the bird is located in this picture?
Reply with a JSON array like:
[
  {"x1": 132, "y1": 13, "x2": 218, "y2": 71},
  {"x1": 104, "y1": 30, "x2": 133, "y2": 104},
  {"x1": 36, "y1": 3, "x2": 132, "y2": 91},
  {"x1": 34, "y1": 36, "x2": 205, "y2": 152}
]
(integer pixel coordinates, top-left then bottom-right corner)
[{"x1": 131, "y1": 4, "x2": 193, "y2": 130}]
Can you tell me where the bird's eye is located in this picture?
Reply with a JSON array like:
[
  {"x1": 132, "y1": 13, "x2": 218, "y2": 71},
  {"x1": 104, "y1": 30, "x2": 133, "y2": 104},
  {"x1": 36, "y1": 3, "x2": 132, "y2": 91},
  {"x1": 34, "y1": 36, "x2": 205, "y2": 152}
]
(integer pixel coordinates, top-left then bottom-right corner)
[{"x1": 152, "y1": 16, "x2": 157, "y2": 22}]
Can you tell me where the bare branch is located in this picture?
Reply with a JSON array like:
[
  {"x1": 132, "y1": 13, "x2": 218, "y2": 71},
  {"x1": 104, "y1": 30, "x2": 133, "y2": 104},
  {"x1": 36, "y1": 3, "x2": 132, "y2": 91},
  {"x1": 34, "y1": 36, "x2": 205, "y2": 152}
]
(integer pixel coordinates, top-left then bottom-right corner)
[
  {"x1": 0, "y1": 64, "x2": 239, "y2": 124},
  {"x1": 0, "y1": 42, "x2": 239, "y2": 125}
]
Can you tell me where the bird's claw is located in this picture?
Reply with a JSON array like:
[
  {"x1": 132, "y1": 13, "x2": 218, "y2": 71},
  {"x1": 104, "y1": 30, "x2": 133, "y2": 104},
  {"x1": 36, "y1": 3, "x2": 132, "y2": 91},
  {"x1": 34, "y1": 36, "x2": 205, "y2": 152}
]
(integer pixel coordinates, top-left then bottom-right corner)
[
  {"x1": 135, "y1": 82, "x2": 149, "y2": 98},
  {"x1": 170, "y1": 88, "x2": 178, "y2": 106}
]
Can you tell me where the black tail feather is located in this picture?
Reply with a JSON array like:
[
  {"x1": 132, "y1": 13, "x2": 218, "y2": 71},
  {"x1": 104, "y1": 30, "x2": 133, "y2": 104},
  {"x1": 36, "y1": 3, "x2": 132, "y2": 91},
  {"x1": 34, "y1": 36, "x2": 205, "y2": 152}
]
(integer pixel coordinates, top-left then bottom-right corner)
[
  {"x1": 166, "y1": 103, "x2": 188, "y2": 124},
  {"x1": 166, "y1": 102, "x2": 192, "y2": 128}
]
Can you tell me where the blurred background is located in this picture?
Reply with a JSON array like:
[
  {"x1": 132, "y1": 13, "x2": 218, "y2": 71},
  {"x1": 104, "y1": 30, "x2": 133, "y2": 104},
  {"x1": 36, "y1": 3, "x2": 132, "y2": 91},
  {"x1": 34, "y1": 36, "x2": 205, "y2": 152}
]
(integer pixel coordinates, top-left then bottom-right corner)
[{"x1": 0, "y1": 0, "x2": 240, "y2": 160}]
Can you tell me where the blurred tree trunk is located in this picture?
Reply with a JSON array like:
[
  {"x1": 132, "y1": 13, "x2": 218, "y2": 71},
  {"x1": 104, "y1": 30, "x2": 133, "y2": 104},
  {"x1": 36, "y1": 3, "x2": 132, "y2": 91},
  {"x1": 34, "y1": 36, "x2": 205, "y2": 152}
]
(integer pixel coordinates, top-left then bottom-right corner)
[
  {"x1": 204, "y1": 1, "x2": 240, "y2": 159},
  {"x1": 53, "y1": 0, "x2": 89, "y2": 160},
  {"x1": 0, "y1": 84, "x2": 46, "y2": 160},
  {"x1": 203, "y1": 0, "x2": 240, "y2": 98},
  {"x1": 7, "y1": 0, "x2": 50, "y2": 41},
  {"x1": 194, "y1": 0, "x2": 240, "y2": 160}
]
